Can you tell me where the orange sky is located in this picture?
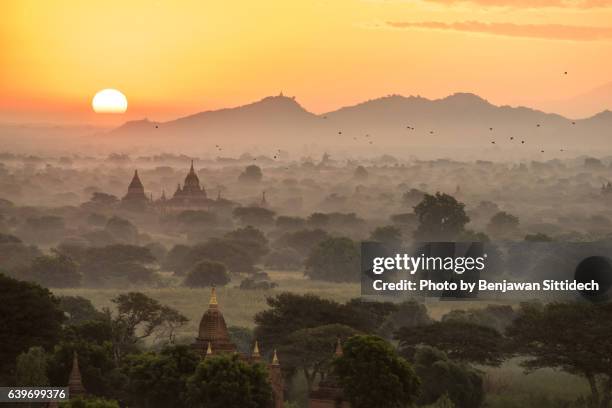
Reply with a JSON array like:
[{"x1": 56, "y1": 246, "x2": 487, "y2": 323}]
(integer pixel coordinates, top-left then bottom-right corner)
[{"x1": 1, "y1": 0, "x2": 612, "y2": 125}]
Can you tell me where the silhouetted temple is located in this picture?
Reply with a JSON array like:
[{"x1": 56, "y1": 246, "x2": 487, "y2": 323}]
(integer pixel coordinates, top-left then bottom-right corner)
[
  {"x1": 308, "y1": 339, "x2": 350, "y2": 408},
  {"x1": 68, "y1": 351, "x2": 86, "y2": 397},
  {"x1": 121, "y1": 163, "x2": 234, "y2": 213},
  {"x1": 167, "y1": 161, "x2": 211, "y2": 208},
  {"x1": 194, "y1": 288, "x2": 284, "y2": 408},
  {"x1": 121, "y1": 170, "x2": 150, "y2": 210}
]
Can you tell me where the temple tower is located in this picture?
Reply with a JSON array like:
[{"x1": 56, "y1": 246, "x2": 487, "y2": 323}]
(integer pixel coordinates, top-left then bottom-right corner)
[
  {"x1": 68, "y1": 351, "x2": 86, "y2": 398},
  {"x1": 308, "y1": 339, "x2": 350, "y2": 408},
  {"x1": 269, "y1": 349, "x2": 284, "y2": 408},
  {"x1": 121, "y1": 170, "x2": 149, "y2": 210},
  {"x1": 193, "y1": 288, "x2": 237, "y2": 355}
]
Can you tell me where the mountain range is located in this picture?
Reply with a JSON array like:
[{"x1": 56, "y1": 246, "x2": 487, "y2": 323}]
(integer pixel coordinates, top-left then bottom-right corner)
[{"x1": 109, "y1": 92, "x2": 612, "y2": 151}]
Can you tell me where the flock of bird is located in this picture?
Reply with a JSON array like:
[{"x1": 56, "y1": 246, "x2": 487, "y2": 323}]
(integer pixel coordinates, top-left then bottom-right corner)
[{"x1": 332, "y1": 118, "x2": 576, "y2": 154}]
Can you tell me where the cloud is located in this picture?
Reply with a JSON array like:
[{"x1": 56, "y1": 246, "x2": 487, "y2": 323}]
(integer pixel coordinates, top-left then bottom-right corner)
[
  {"x1": 386, "y1": 20, "x2": 612, "y2": 40},
  {"x1": 417, "y1": 0, "x2": 612, "y2": 9}
]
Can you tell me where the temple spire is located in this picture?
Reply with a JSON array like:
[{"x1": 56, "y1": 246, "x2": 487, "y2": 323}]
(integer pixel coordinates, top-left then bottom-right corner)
[
  {"x1": 252, "y1": 341, "x2": 261, "y2": 358},
  {"x1": 206, "y1": 342, "x2": 213, "y2": 355},
  {"x1": 68, "y1": 351, "x2": 86, "y2": 397},
  {"x1": 272, "y1": 349, "x2": 280, "y2": 365},
  {"x1": 334, "y1": 338, "x2": 343, "y2": 357},
  {"x1": 209, "y1": 287, "x2": 218, "y2": 307}
]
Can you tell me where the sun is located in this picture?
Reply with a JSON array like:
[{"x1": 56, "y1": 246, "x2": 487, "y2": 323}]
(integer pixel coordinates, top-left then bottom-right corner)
[{"x1": 92, "y1": 89, "x2": 128, "y2": 113}]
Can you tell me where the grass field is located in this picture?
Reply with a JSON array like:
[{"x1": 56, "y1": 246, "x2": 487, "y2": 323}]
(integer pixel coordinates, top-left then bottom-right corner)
[
  {"x1": 53, "y1": 271, "x2": 518, "y2": 336},
  {"x1": 53, "y1": 271, "x2": 362, "y2": 339}
]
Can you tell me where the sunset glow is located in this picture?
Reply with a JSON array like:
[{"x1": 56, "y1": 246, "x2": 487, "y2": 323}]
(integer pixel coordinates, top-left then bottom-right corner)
[{"x1": 1, "y1": 0, "x2": 612, "y2": 124}]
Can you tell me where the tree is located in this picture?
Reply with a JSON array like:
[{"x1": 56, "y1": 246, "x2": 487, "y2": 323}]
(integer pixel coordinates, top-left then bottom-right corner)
[
  {"x1": 441, "y1": 304, "x2": 517, "y2": 333},
  {"x1": 0, "y1": 273, "x2": 64, "y2": 384},
  {"x1": 396, "y1": 320, "x2": 507, "y2": 366},
  {"x1": 176, "y1": 210, "x2": 217, "y2": 227},
  {"x1": 506, "y1": 302, "x2": 612, "y2": 408},
  {"x1": 226, "y1": 225, "x2": 268, "y2": 246},
  {"x1": 232, "y1": 206, "x2": 275, "y2": 227},
  {"x1": 334, "y1": 335, "x2": 420, "y2": 408},
  {"x1": 0, "y1": 241, "x2": 42, "y2": 275},
  {"x1": 122, "y1": 345, "x2": 200, "y2": 408},
  {"x1": 278, "y1": 324, "x2": 359, "y2": 391},
  {"x1": 264, "y1": 248, "x2": 302, "y2": 271},
  {"x1": 255, "y1": 293, "x2": 350, "y2": 347},
  {"x1": 179, "y1": 239, "x2": 256, "y2": 274},
  {"x1": 65, "y1": 244, "x2": 157, "y2": 285},
  {"x1": 413, "y1": 193, "x2": 470, "y2": 241},
  {"x1": 413, "y1": 346, "x2": 484, "y2": 408},
  {"x1": 86, "y1": 213, "x2": 108, "y2": 227},
  {"x1": 238, "y1": 165, "x2": 263, "y2": 183},
  {"x1": 59, "y1": 296, "x2": 105, "y2": 325},
  {"x1": 228, "y1": 326, "x2": 254, "y2": 355},
  {"x1": 90, "y1": 192, "x2": 120, "y2": 206},
  {"x1": 184, "y1": 260, "x2": 230, "y2": 288},
  {"x1": 369, "y1": 225, "x2": 402, "y2": 247},
  {"x1": 22, "y1": 250, "x2": 82, "y2": 288},
  {"x1": 162, "y1": 244, "x2": 191, "y2": 273},
  {"x1": 378, "y1": 300, "x2": 432, "y2": 339},
  {"x1": 109, "y1": 292, "x2": 188, "y2": 361},
  {"x1": 47, "y1": 319, "x2": 122, "y2": 398},
  {"x1": 487, "y1": 211, "x2": 520, "y2": 238},
  {"x1": 225, "y1": 226, "x2": 269, "y2": 261},
  {"x1": 279, "y1": 229, "x2": 330, "y2": 257},
  {"x1": 254, "y1": 293, "x2": 392, "y2": 350},
  {"x1": 0, "y1": 233, "x2": 21, "y2": 244},
  {"x1": 186, "y1": 354, "x2": 272, "y2": 408},
  {"x1": 275, "y1": 216, "x2": 306, "y2": 231},
  {"x1": 105, "y1": 217, "x2": 138, "y2": 244},
  {"x1": 15, "y1": 346, "x2": 49, "y2": 386},
  {"x1": 21, "y1": 215, "x2": 66, "y2": 244},
  {"x1": 524, "y1": 232, "x2": 554, "y2": 242},
  {"x1": 145, "y1": 242, "x2": 168, "y2": 263},
  {"x1": 305, "y1": 237, "x2": 359, "y2": 282},
  {"x1": 307, "y1": 212, "x2": 329, "y2": 228}
]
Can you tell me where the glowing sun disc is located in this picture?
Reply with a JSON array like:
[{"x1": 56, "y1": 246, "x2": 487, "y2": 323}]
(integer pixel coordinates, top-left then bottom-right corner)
[{"x1": 92, "y1": 89, "x2": 128, "y2": 113}]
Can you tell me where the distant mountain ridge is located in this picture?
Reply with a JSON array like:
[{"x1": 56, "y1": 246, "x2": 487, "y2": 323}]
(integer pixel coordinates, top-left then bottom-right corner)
[{"x1": 109, "y1": 92, "x2": 612, "y2": 150}]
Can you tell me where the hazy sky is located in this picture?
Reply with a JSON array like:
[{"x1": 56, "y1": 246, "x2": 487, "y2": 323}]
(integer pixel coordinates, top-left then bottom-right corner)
[{"x1": 2, "y1": 0, "x2": 612, "y2": 125}]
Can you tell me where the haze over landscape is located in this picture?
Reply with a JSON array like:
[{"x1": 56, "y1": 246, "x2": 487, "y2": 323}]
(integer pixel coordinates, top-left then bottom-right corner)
[{"x1": 3, "y1": 2, "x2": 612, "y2": 408}]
